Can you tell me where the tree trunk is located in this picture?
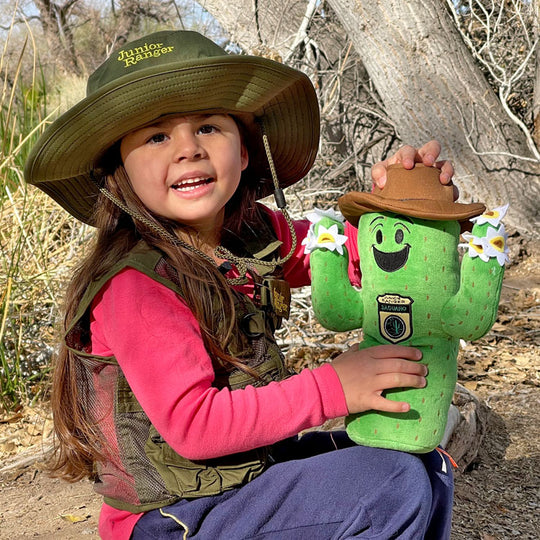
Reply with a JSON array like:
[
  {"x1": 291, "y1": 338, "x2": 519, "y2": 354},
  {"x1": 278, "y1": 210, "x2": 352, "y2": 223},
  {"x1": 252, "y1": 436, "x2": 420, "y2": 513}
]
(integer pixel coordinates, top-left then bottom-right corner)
[
  {"x1": 199, "y1": 0, "x2": 384, "y2": 187},
  {"x1": 326, "y1": 0, "x2": 539, "y2": 234},
  {"x1": 199, "y1": 0, "x2": 312, "y2": 58},
  {"x1": 34, "y1": 0, "x2": 83, "y2": 75},
  {"x1": 533, "y1": 7, "x2": 540, "y2": 150}
]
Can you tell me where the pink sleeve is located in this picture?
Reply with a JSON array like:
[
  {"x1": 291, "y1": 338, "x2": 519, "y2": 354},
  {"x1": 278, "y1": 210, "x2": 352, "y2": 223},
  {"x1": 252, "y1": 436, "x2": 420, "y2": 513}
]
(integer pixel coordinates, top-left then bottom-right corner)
[
  {"x1": 90, "y1": 268, "x2": 348, "y2": 461},
  {"x1": 264, "y1": 207, "x2": 361, "y2": 287},
  {"x1": 345, "y1": 221, "x2": 361, "y2": 286}
]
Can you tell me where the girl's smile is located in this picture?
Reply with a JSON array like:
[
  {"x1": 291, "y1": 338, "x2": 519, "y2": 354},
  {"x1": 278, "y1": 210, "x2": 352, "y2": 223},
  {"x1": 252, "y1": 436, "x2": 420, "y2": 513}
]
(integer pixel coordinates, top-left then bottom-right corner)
[{"x1": 120, "y1": 114, "x2": 248, "y2": 236}]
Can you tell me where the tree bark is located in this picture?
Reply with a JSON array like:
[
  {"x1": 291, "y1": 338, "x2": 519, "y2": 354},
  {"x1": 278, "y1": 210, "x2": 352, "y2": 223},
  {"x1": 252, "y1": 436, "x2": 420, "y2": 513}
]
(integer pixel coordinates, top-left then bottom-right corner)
[
  {"x1": 445, "y1": 383, "x2": 490, "y2": 470},
  {"x1": 199, "y1": 0, "x2": 310, "y2": 58},
  {"x1": 326, "y1": 0, "x2": 539, "y2": 234},
  {"x1": 533, "y1": 7, "x2": 540, "y2": 150},
  {"x1": 199, "y1": 0, "x2": 385, "y2": 188},
  {"x1": 33, "y1": 0, "x2": 83, "y2": 75}
]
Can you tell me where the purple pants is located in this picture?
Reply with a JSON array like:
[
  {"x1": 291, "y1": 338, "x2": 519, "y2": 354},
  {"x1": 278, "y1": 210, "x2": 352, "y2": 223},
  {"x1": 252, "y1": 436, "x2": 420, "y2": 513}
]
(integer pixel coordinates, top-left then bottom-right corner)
[{"x1": 132, "y1": 431, "x2": 453, "y2": 539}]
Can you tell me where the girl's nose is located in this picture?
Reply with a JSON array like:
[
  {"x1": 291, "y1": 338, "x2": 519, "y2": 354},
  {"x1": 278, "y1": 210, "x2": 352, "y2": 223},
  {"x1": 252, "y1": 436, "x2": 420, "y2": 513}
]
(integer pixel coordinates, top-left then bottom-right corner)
[{"x1": 174, "y1": 132, "x2": 206, "y2": 161}]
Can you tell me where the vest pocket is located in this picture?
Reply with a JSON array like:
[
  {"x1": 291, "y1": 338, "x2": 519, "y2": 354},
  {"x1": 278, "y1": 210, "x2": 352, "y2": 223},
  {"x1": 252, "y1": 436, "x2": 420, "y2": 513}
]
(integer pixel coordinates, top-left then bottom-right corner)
[{"x1": 145, "y1": 426, "x2": 269, "y2": 498}]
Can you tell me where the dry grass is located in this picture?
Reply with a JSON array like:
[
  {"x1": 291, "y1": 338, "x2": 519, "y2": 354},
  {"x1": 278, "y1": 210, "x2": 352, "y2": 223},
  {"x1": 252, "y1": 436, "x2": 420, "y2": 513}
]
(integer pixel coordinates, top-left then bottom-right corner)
[
  {"x1": 0, "y1": 19, "x2": 91, "y2": 410},
  {"x1": 0, "y1": 176, "x2": 91, "y2": 409}
]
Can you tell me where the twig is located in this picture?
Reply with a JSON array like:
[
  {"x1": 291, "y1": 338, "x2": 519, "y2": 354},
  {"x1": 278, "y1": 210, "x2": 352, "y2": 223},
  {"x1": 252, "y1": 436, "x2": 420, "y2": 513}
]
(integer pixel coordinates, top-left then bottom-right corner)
[
  {"x1": 283, "y1": 0, "x2": 318, "y2": 63},
  {"x1": 0, "y1": 443, "x2": 53, "y2": 474},
  {"x1": 280, "y1": 340, "x2": 349, "y2": 351},
  {"x1": 458, "y1": 104, "x2": 540, "y2": 163}
]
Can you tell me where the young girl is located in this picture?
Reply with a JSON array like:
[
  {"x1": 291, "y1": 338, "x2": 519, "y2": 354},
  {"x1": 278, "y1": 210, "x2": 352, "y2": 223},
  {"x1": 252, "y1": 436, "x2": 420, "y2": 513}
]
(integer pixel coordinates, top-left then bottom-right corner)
[{"x1": 25, "y1": 30, "x2": 455, "y2": 539}]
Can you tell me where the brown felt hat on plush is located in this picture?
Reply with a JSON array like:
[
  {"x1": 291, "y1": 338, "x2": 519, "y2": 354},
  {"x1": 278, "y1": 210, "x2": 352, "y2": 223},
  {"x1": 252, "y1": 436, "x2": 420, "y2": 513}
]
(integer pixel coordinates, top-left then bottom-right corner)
[{"x1": 339, "y1": 163, "x2": 486, "y2": 227}]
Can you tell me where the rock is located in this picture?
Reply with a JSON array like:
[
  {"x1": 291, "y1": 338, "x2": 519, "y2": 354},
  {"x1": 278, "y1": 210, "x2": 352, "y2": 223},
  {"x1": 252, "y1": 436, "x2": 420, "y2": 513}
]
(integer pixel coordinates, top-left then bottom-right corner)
[{"x1": 444, "y1": 383, "x2": 490, "y2": 469}]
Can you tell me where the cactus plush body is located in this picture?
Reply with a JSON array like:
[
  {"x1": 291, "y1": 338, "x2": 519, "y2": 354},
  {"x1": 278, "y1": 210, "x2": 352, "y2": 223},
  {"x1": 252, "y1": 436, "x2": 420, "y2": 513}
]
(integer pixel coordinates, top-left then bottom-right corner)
[{"x1": 307, "y1": 164, "x2": 508, "y2": 453}]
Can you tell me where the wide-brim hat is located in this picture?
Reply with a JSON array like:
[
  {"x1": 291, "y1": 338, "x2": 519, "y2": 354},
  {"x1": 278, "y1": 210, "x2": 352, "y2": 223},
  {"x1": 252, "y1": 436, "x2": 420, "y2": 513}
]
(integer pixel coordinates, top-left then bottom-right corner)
[
  {"x1": 24, "y1": 30, "x2": 320, "y2": 225},
  {"x1": 339, "y1": 163, "x2": 486, "y2": 227}
]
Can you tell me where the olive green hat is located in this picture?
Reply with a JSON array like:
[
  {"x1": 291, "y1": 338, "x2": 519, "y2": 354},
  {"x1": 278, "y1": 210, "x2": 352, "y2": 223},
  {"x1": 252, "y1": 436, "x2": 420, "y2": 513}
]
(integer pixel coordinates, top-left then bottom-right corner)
[{"x1": 24, "y1": 30, "x2": 320, "y2": 225}]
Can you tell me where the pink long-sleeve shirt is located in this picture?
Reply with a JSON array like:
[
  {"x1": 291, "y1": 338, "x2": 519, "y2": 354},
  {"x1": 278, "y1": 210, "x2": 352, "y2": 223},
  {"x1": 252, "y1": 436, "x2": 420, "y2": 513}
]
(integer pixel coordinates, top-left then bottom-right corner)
[{"x1": 91, "y1": 209, "x2": 360, "y2": 539}]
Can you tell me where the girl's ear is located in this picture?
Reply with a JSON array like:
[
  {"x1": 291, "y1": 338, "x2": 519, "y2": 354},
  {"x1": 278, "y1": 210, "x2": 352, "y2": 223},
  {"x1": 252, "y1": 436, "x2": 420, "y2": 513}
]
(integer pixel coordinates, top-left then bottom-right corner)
[{"x1": 240, "y1": 143, "x2": 249, "y2": 171}]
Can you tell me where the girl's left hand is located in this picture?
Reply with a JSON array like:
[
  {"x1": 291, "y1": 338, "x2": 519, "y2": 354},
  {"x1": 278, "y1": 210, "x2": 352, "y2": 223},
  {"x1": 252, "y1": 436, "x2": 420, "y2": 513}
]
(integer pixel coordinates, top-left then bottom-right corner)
[{"x1": 372, "y1": 140, "x2": 455, "y2": 195}]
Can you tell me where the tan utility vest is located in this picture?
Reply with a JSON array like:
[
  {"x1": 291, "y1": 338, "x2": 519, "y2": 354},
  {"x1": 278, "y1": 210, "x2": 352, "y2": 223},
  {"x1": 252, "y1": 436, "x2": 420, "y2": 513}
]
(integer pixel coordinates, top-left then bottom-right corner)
[{"x1": 65, "y1": 234, "x2": 292, "y2": 513}]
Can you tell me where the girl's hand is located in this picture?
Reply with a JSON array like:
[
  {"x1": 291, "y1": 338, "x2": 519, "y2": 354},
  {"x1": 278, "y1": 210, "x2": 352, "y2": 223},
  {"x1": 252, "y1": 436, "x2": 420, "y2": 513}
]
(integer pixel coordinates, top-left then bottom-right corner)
[
  {"x1": 372, "y1": 140, "x2": 456, "y2": 198},
  {"x1": 331, "y1": 345, "x2": 427, "y2": 414}
]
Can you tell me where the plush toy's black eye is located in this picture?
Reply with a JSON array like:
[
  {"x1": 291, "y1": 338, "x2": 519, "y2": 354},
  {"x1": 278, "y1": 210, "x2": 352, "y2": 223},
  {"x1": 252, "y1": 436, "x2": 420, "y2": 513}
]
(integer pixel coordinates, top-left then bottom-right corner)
[
  {"x1": 376, "y1": 230, "x2": 383, "y2": 244},
  {"x1": 395, "y1": 229, "x2": 404, "y2": 244}
]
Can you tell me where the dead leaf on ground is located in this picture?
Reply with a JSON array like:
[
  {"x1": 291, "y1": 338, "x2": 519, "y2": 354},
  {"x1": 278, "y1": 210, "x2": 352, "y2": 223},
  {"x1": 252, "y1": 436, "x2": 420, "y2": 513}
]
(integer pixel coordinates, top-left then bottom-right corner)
[{"x1": 59, "y1": 513, "x2": 90, "y2": 523}]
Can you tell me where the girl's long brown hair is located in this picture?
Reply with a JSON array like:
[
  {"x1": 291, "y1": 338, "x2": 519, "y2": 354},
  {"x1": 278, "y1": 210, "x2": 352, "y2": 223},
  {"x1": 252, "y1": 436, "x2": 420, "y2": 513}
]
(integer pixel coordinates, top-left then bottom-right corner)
[{"x1": 49, "y1": 151, "x2": 268, "y2": 481}]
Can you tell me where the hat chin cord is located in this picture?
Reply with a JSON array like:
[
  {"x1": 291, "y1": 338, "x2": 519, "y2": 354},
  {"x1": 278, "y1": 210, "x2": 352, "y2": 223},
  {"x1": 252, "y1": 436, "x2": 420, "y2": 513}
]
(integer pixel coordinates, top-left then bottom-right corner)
[
  {"x1": 95, "y1": 125, "x2": 298, "y2": 286},
  {"x1": 214, "y1": 125, "x2": 298, "y2": 283},
  {"x1": 96, "y1": 183, "x2": 218, "y2": 268}
]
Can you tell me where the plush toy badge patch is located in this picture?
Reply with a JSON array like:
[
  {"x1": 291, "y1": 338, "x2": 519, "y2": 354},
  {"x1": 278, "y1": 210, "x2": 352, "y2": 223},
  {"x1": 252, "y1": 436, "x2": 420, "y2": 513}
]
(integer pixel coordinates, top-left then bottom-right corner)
[{"x1": 305, "y1": 164, "x2": 509, "y2": 453}]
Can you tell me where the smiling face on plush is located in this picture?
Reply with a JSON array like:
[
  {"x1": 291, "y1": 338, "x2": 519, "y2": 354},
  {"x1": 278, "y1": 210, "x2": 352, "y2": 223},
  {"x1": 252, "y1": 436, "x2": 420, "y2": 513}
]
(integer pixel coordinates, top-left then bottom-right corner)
[
  {"x1": 357, "y1": 212, "x2": 461, "y2": 344},
  {"x1": 368, "y1": 214, "x2": 413, "y2": 273}
]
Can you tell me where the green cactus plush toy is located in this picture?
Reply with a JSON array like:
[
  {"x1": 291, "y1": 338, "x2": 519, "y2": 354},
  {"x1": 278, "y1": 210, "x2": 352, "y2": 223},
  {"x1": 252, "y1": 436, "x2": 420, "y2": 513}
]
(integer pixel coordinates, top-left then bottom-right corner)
[{"x1": 305, "y1": 164, "x2": 509, "y2": 453}]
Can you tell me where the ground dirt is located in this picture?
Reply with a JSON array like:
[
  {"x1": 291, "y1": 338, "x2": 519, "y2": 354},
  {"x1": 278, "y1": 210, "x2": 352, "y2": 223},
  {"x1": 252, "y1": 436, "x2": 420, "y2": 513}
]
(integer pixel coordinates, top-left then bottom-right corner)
[{"x1": 0, "y1": 233, "x2": 538, "y2": 540}]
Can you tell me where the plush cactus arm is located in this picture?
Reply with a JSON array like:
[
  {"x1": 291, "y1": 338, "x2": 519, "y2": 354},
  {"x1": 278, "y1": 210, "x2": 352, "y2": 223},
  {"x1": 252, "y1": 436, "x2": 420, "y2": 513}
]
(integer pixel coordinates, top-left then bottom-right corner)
[
  {"x1": 308, "y1": 217, "x2": 364, "y2": 331},
  {"x1": 441, "y1": 220, "x2": 507, "y2": 340}
]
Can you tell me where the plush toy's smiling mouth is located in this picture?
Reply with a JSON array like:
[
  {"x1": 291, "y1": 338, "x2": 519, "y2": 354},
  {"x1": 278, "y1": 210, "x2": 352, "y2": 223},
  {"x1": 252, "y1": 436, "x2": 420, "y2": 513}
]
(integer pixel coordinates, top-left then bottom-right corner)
[{"x1": 372, "y1": 244, "x2": 410, "y2": 272}]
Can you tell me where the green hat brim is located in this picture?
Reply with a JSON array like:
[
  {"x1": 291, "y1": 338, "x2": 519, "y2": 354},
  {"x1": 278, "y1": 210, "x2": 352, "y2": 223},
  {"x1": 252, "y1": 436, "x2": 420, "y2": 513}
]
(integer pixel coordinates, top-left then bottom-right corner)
[{"x1": 25, "y1": 55, "x2": 319, "y2": 225}]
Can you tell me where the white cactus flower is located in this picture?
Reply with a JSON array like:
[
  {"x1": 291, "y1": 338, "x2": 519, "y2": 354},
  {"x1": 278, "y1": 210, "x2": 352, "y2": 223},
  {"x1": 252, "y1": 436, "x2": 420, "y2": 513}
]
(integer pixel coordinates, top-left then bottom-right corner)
[
  {"x1": 470, "y1": 203, "x2": 509, "y2": 227},
  {"x1": 460, "y1": 223, "x2": 510, "y2": 266},
  {"x1": 483, "y1": 224, "x2": 510, "y2": 266},
  {"x1": 305, "y1": 207, "x2": 345, "y2": 224},
  {"x1": 301, "y1": 224, "x2": 316, "y2": 250},
  {"x1": 460, "y1": 232, "x2": 490, "y2": 262},
  {"x1": 303, "y1": 223, "x2": 348, "y2": 255}
]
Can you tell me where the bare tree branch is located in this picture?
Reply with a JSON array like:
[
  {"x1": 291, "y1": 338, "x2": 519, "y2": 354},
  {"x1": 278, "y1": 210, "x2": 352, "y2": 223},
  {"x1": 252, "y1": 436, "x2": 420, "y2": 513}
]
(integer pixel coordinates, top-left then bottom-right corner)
[
  {"x1": 447, "y1": 0, "x2": 539, "y2": 161},
  {"x1": 283, "y1": 0, "x2": 318, "y2": 63}
]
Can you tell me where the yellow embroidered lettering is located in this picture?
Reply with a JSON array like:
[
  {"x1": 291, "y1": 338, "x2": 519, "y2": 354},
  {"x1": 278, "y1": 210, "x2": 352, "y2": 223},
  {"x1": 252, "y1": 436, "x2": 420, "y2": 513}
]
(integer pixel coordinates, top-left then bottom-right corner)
[
  {"x1": 117, "y1": 50, "x2": 127, "y2": 62},
  {"x1": 117, "y1": 43, "x2": 173, "y2": 67}
]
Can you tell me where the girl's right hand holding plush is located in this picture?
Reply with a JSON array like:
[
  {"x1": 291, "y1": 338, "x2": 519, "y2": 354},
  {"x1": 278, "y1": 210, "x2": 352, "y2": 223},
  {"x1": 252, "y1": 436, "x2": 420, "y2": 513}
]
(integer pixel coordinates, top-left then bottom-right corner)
[{"x1": 331, "y1": 345, "x2": 427, "y2": 415}]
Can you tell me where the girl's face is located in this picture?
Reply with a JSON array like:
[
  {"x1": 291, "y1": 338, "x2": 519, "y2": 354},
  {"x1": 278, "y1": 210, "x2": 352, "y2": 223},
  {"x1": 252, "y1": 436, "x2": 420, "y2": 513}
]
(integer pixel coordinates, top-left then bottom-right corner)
[{"x1": 120, "y1": 114, "x2": 248, "y2": 235}]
